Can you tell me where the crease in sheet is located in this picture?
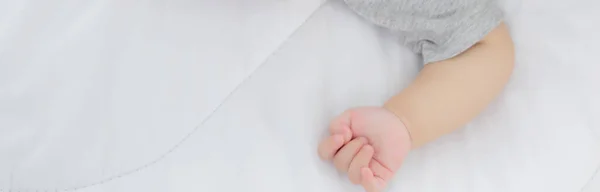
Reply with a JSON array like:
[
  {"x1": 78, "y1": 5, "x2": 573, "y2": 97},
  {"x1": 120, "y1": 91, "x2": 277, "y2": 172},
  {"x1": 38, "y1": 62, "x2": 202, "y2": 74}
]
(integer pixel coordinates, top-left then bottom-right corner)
[{"x1": 0, "y1": 3, "x2": 327, "y2": 192}]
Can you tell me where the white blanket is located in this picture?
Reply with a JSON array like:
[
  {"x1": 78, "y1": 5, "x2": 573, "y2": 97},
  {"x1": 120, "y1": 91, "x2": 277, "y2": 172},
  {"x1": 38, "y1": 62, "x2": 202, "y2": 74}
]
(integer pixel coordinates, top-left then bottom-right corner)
[{"x1": 1, "y1": 0, "x2": 599, "y2": 191}]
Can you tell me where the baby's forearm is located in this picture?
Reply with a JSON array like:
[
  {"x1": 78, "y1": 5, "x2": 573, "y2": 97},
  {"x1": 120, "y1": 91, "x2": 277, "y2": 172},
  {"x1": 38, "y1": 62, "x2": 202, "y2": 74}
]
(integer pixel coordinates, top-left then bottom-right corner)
[{"x1": 384, "y1": 23, "x2": 515, "y2": 148}]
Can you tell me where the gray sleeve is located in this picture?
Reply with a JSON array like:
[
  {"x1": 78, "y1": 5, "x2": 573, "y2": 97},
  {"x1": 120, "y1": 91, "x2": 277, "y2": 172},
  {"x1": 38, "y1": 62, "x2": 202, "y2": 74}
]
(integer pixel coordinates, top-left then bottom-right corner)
[{"x1": 344, "y1": 0, "x2": 504, "y2": 64}]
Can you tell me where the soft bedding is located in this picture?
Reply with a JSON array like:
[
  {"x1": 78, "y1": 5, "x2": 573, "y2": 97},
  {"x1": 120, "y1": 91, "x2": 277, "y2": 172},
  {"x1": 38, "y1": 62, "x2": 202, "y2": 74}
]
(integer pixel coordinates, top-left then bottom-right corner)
[{"x1": 0, "y1": 0, "x2": 599, "y2": 191}]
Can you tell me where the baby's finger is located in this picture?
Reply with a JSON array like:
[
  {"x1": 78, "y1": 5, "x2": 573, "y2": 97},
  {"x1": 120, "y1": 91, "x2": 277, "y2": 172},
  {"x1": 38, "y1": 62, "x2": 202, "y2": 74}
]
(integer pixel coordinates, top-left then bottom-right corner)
[
  {"x1": 318, "y1": 134, "x2": 345, "y2": 160},
  {"x1": 329, "y1": 110, "x2": 353, "y2": 142},
  {"x1": 360, "y1": 167, "x2": 386, "y2": 192},
  {"x1": 369, "y1": 159, "x2": 394, "y2": 181},
  {"x1": 347, "y1": 145, "x2": 374, "y2": 184},
  {"x1": 333, "y1": 137, "x2": 367, "y2": 173}
]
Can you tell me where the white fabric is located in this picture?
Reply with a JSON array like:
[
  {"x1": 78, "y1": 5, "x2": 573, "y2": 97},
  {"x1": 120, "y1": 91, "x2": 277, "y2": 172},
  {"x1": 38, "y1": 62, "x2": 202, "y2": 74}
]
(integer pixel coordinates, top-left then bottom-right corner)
[{"x1": 1, "y1": 0, "x2": 599, "y2": 191}]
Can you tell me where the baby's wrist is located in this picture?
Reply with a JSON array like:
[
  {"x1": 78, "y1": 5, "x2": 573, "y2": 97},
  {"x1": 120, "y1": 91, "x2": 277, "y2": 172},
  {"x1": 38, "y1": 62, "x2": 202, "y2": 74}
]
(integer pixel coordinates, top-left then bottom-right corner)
[{"x1": 381, "y1": 104, "x2": 414, "y2": 149}]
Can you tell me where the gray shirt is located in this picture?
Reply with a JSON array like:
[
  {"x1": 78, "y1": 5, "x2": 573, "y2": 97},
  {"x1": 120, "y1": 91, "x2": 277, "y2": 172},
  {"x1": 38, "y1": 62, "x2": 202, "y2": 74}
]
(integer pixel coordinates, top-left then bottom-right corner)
[{"x1": 344, "y1": 0, "x2": 503, "y2": 64}]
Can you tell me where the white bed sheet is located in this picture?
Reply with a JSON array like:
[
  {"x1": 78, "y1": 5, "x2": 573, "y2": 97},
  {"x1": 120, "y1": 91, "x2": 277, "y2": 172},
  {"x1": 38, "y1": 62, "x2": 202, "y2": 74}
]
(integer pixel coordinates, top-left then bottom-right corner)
[{"x1": 1, "y1": 0, "x2": 599, "y2": 191}]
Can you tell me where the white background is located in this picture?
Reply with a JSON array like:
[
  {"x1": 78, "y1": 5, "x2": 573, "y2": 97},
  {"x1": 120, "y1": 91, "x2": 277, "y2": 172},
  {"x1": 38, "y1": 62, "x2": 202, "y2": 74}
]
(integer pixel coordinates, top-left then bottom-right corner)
[{"x1": 1, "y1": 0, "x2": 599, "y2": 191}]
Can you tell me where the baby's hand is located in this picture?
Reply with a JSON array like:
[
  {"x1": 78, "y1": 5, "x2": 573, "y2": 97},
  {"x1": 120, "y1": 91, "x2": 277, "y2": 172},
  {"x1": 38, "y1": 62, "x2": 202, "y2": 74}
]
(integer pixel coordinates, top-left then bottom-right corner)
[{"x1": 318, "y1": 107, "x2": 412, "y2": 192}]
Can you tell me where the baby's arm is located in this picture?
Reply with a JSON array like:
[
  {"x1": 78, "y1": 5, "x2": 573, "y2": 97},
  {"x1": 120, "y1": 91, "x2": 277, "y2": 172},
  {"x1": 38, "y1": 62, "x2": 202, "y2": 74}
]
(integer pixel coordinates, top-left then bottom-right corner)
[
  {"x1": 384, "y1": 23, "x2": 515, "y2": 148},
  {"x1": 317, "y1": 22, "x2": 514, "y2": 192}
]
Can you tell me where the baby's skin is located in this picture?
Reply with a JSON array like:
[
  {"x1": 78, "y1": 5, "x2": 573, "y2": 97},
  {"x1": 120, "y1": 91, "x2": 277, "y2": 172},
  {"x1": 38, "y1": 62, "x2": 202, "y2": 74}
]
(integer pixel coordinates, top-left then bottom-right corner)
[
  {"x1": 318, "y1": 107, "x2": 411, "y2": 192},
  {"x1": 318, "y1": 23, "x2": 515, "y2": 192}
]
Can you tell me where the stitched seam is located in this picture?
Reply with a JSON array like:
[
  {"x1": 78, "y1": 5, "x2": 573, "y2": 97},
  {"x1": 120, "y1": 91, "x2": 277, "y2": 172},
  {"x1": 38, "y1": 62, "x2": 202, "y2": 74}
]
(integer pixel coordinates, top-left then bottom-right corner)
[
  {"x1": 580, "y1": 161, "x2": 600, "y2": 191},
  {"x1": 2, "y1": 2, "x2": 326, "y2": 192}
]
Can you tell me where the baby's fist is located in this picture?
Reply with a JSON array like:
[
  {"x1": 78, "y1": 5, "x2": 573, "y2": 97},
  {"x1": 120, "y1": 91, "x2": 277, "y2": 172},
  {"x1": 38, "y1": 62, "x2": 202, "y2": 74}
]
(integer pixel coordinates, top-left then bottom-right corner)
[{"x1": 318, "y1": 107, "x2": 412, "y2": 192}]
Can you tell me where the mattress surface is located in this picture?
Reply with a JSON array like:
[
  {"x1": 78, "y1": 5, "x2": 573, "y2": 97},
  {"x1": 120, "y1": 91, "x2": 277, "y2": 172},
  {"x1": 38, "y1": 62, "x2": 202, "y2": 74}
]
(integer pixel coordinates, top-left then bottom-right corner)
[{"x1": 1, "y1": 0, "x2": 599, "y2": 191}]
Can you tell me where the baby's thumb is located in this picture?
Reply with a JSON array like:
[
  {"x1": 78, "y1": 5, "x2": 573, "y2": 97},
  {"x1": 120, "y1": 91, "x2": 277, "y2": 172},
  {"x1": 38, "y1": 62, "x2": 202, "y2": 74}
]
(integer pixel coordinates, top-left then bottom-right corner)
[{"x1": 361, "y1": 167, "x2": 386, "y2": 192}]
